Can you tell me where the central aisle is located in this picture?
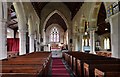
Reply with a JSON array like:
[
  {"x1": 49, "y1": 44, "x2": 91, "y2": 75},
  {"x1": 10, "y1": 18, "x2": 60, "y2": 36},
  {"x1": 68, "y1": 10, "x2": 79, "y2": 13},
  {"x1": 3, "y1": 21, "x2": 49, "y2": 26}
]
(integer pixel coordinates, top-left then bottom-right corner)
[{"x1": 52, "y1": 58, "x2": 71, "y2": 77}]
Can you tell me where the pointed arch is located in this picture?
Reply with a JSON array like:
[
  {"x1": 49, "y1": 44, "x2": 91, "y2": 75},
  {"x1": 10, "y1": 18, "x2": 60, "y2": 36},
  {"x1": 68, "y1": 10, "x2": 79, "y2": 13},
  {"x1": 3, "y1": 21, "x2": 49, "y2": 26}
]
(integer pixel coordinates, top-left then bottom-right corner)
[
  {"x1": 43, "y1": 10, "x2": 69, "y2": 32},
  {"x1": 13, "y1": 2, "x2": 27, "y2": 25},
  {"x1": 88, "y1": 2, "x2": 108, "y2": 27}
]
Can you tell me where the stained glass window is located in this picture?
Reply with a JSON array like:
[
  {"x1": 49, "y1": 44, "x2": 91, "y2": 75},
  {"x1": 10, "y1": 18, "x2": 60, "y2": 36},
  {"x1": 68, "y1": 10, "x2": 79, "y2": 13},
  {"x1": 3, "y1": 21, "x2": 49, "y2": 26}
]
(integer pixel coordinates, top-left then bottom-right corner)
[
  {"x1": 113, "y1": 2, "x2": 119, "y2": 14},
  {"x1": 107, "y1": 5, "x2": 113, "y2": 17},
  {"x1": 107, "y1": 1, "x2": 120, "y2": 17},
  {"x1": 107, "y1": 38, "x2": 110, "y2": 49},
  {"x1": 50, "y1": 27, "x2": 60, "y2": 42}
]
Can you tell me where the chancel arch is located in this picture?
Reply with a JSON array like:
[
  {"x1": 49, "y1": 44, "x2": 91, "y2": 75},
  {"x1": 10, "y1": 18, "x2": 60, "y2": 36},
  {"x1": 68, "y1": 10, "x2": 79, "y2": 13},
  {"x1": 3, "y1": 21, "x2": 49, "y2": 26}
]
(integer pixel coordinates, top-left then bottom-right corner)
[
  {"x1": 42, "y1": 10, "x2": 69, "y2": 51},
  {"x1": 43, "y1": 10, "x2": 69, "y2": 32},
  {"x1": 40, "y1": 2, "x2": 71, "y2": 51}
]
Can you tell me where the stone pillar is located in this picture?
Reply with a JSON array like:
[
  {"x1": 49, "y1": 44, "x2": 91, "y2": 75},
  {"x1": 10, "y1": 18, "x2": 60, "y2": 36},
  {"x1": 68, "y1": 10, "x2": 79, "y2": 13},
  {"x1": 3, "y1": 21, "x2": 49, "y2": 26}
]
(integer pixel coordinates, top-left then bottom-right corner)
[
  {"x1": 0, "y1": 19, "x2": 7, "y2": 60},
  {"x1": 107, "y1": 13, "x2": 120, "y2": 58},
  {"x1": 13, "y1": 2, "x2": 27, "y2": 55},
  {"x1": 38, "y1": 34, "x2": 41, "y2": 51},
  {"x1": 68, "y1": 27, "x2": 72, "y2": 51},
  {"x1": 35, "y1": 34, "x2": 39, "y2": 52},
  {"x1": 0, "y1": 2, "x2": 7, "y2": 60},
  {"x1": 43, "y1": 31, "x2": 46, "y2": 45},
  {"x1": 72, "y1": 33, "x2": 77, "y2": 51},
  {"x1": 75, "y1": 37, "x2": 78, "y2": 51},
  {"x1": 80, "y1": 34, "x2": 84, "y2": 52},
  {"x1": 41, "y1": 31, "x2": 45, "y2": 51},
  {"x1": 28, "y1": 17, "x2": 34, "y2": 53},
  {"x1": 29, "y1": 34, "x2": 34, "y2": 53},
  {"x1": 77, "y1": 36, "x2": 80, "y2": 51},
  {"x1": 19, "y1": 29, "x2": 26, "y2": 55},
  {"x1": 89, "y1": 29, "x2": 96, "y2": 54}
]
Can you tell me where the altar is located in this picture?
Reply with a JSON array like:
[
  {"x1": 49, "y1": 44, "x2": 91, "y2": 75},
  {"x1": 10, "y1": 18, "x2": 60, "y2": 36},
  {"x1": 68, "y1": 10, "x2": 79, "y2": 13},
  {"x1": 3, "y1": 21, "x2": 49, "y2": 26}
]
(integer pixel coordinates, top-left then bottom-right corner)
[
  {"x1": 51, "y1": 48, "x2": 62, "y2": 58},
  {"x1": 50, "y1": 44, "x2": 65, "y2": 58}
]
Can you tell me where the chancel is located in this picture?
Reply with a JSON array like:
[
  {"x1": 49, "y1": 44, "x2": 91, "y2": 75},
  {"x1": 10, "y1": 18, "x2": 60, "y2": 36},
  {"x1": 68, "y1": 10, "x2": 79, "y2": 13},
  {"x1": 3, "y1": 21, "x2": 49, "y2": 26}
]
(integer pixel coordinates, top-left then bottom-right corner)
[{"x1": 0, "y1": 1, "x2": 120, "y2": 77}]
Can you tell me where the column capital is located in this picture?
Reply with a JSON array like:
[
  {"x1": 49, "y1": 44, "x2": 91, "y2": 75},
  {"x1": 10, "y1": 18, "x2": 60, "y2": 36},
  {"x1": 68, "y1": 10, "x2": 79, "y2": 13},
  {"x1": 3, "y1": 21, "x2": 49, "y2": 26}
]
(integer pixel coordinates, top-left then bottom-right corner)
[
  {"x1": 87, "y1": 27, "x2": 98, "y2": 32},
  {"x1": 80, "y1": 33, "x2": 84, "y2": 35},
  {"x1": 19, "y1": 29, "x2": 27, "y2": 33},
  {"x1": 29, "y1": 34, "x2": 34, "y2": 37},
  {"x1": 77, "y1": 33, "x2": 84, "y2": 36}
]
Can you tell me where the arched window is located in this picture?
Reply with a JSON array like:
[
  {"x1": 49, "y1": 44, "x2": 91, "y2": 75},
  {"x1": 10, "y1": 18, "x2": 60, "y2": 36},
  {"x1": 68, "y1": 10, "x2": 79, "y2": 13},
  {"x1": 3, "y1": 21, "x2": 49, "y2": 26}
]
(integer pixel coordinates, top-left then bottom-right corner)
[
  {"x1": 104, "y1": 38, "x2": 110, "y2": 49},
  {"x1": 85, "y1": 39, "x2": 88, "y2": 46},
  {"x1": 104, "y1": 38, "x2": 107, "y2": 49},
  {"x1": 50, "y1": 27, "x2": 60, "y2": 42},
  {"x1": 82, "y1": 38, "x2": 90, "y2": 46},
  {"x1": 107, "y1": 38, "x2": 110, "y2": 49}
]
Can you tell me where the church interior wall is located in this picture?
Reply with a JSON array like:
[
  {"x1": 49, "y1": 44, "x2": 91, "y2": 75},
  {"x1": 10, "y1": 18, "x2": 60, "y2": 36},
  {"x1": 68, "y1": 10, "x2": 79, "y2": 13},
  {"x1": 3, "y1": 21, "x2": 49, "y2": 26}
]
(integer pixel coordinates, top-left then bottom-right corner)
[
  {"x1": 71, "y1": 2, "x2": 113, "y2": 51},
  {"x1": 7, "y1": 28, "x2": 14, "y2": 38},
  {"x1": 22, "y1": 2, "x2": 40, "y2": 36}
]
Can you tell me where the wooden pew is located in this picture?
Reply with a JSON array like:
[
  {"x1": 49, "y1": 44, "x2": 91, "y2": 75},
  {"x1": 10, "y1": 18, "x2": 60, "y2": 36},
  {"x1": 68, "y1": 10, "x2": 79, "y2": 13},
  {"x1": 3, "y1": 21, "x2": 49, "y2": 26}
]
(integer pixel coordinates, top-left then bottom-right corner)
[
  {"x1": 83, "y1": 60, "x2": 120, "y2": 77},
  {"x1": 63, "y1": 52, "x2": 120, "y2": 77},
  {"x1": 68, "y1": 53, "x2": 120, "y2": 77},
  {"x1": 1, "y1": 52, "x2": 52, "y2": 77},
  {"x1": 88, "y1": 64, "x2": 120, "y2": 77},
  {"x1": 2, "y1": 65, "x2": 43, "y2": 73}
]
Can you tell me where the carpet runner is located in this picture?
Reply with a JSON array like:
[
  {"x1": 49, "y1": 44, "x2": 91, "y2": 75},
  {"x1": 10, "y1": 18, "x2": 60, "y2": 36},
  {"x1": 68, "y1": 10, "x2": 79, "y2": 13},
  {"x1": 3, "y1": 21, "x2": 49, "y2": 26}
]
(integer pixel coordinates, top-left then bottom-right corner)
[{"x1": 52, "y1": 58, "x2": 70, "y2": 77}]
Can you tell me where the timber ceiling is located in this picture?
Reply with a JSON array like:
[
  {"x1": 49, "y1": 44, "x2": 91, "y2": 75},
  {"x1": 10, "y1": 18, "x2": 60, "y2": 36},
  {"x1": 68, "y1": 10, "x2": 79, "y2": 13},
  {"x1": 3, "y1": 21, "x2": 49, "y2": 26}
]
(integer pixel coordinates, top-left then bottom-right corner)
[
  {"x1": 8, "y1": 2, "x2": 83, "y2": 31},
  {"x1": 45, "y1": 13, "x2": 67, "y2": 32},
  {"x1": 31, "y1": 2, "x2": 84, "y2": 19},
  {"x1": 31, "y1": 2, "x2": 83, "y2": 31}
]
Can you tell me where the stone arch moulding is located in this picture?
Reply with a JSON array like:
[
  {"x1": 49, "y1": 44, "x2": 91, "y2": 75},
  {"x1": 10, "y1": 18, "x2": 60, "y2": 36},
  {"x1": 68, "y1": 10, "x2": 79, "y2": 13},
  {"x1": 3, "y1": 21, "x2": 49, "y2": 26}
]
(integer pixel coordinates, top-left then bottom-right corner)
[
  {"x1": 88, "y1": 2, "x2": 108, "y2": 24},
  {"x1": 79, "y1": 15, "x2": 87, "y2": 34},
  {"x1": 46, "y1": 24, "x2": 64, "y2": 33},
  {"x1": 13, "y1": 2, "x2": 27, "y2": 26},
  {"x1": 43, "y1": 10, "x2": 69, "y2": 32},
  {"x1": 88, "y1": 2, "x2": 107, "y2": 26}
]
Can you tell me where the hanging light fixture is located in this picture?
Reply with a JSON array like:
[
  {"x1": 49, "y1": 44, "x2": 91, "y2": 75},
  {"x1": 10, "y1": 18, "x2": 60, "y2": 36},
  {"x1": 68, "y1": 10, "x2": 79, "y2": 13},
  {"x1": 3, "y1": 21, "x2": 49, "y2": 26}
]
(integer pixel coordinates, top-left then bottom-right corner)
[
  {"x1": 85, "y1": 32, "x2": 87, "y2": 35},
  {"x1": 105, "y1": 28, "x2": 108, "y2": 31}
]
